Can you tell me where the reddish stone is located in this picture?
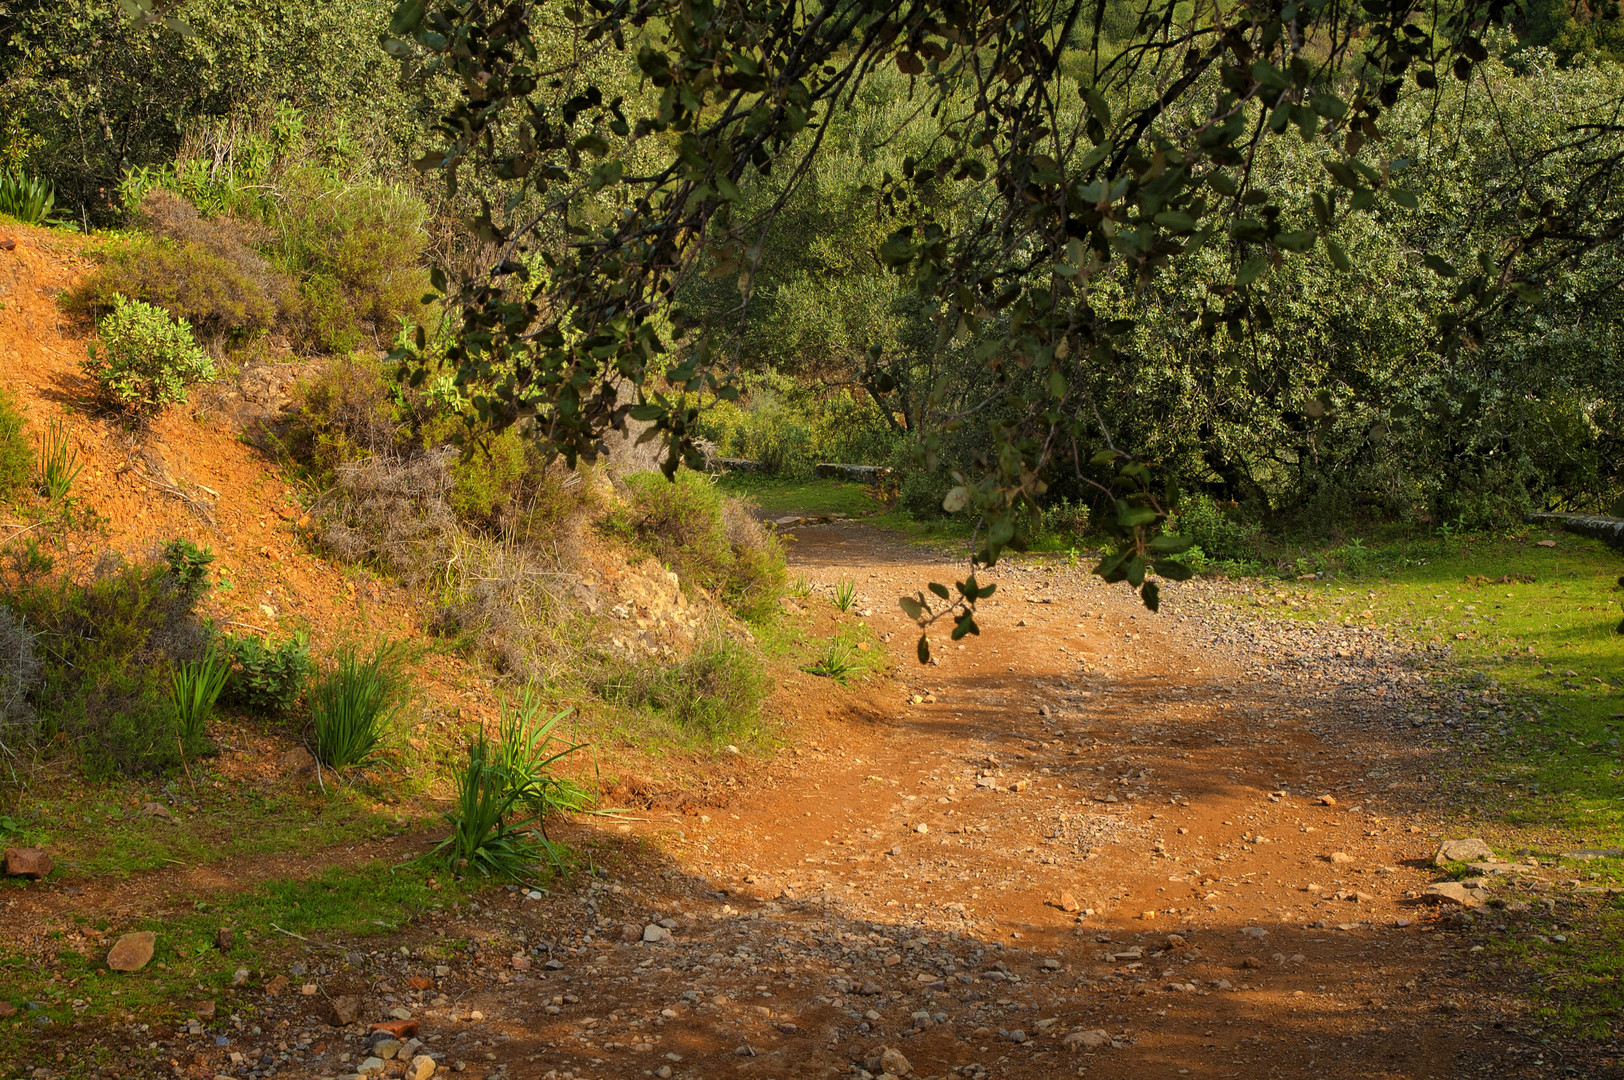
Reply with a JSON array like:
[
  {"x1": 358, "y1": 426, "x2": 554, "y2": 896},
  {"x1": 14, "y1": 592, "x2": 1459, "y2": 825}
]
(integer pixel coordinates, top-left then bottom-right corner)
[
  {"x1": 3, "y1": 847, "x2": 51, "y2": 880},
  {"x1": 405, "y1": 975, "x2": 434, "y2": 991},
  {"x1": 264, "y1": 975, "x2": 289, "y2": 997},
  {"x1": 369, "y1": 1018, "x2": 419, "y2": 1038}
]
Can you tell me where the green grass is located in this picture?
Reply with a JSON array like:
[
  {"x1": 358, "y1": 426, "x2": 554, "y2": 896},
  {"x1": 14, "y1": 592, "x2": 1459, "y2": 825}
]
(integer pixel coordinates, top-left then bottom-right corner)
[
  {"x1": 0, "y1": 783, "x2": 400, "y2": 879},
  {"x1": 715, "y1": 473, "x2": 887, "y2": 518},
  {"x1": 1218, "y1": 524, "x2": 1624, "y2": 1035},
  {"x1": 0, "y1": 860, "x2": 475, "y2": 1069}
]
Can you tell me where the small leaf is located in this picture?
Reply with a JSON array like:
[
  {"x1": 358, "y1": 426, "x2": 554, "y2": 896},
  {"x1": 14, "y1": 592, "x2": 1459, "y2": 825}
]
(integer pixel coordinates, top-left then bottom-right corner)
[
  {"x1": 1141, "y1": 580, "x2": 1161, "y2": 612},
  {"x1": 1236, "y1": 258, "x2": 1269, "y2": 286},
  {"x1": 942, "y1": 486, "x2": 971, "y2": 513},
  {"x1": 928, "y1": 582, "x2": 951, "y2": 600},
  {"x1": 1325, "y1": 237, "x2": 1352, "y2": 272},
  {"x1": 917, "y1": 635, "x2": 931, "y2": 664},
  {"x1": 899, "y1": 596, "x2": 924, "y2": 620}
]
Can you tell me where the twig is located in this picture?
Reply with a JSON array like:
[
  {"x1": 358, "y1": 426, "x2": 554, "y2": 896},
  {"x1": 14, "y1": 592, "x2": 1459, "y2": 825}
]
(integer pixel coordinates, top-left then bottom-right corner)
[
  {"x1": 223, "y1": 621, "x2": 273, "y2": 635},
  {"x1": 0, "y1": 520, "x2": 50, "y2": 544},
  {"x1": 269, "y1": 924, "x2": 348, "y2": 953},
  {"x1": 306, "y1": 738, "x2": 327, "y2": 796}
]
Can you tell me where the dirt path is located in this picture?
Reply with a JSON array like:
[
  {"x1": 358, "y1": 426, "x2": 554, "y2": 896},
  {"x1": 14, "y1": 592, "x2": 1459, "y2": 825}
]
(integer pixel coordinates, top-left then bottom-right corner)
[{"x1": 18, "y1": 522, "x2": 1570, "y2": 1080}]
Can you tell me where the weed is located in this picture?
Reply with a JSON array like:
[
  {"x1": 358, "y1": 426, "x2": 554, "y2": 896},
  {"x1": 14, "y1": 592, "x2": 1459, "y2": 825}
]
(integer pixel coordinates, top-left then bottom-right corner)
[
  {"x1": 434, "y1": 730, "x2": 539, "y2": 879},
  {"x1": 833, "y1": 577, "x2": 858, "y2": 613},
  {"x1": 82, "y1": 295, "x2": 215, "y2": 415},
  {"x1": 0, "y1": 390, "x2": 30, "y2": 502},
  {"x1": 801, "y1": 638, "x2": 867, "y2": 683},
  {"x1": 310, "y1": 643, "x2": 405, "y2": 771},
  {"x1": 162, "y1": 539, "x2": 215, "y2": 601},
  {"x1": 35, "y1": 418, "x2": 82, "y2": 504},
  {"x1": 599, "y1": 629, "x2": 770, "y2": 743},
  {"x1": 169, "y1": 643, "x2": 230, "y2": 747},
  {"x1": 221, "y1": 631, "x2": 311, "y2": 716}
]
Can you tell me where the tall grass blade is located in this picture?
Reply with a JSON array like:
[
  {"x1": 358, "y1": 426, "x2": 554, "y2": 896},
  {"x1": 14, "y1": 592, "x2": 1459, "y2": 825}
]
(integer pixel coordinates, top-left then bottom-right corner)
[
  {"x1": 38, "y1": 418, "x2": 83, "y2": 504},
  {"x1": 170, "y1": 643, "x2": 231, "y2": 746},
  {"x1": 311, "y1": 643, "x2": 402, "y2": 770}
]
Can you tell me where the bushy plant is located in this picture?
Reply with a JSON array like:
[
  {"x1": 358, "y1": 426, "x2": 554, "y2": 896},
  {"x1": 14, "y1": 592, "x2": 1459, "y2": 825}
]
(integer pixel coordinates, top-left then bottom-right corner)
[
  {"x1": 4, "y1": 548, "x2": 212, "y2": 776},
  {"x1": 162, "y1": 539, "x2": 215, "y2": 601},
  {"x1": 0, "y1": 605, "x2": 42, "y2": 761},
  {"x1": 63, "y1": 191, "x2": 289, "y2": 348},
  {"x1": 0, "y1": 390, "x2": 32, "y2": 503},
  {"x1": 82, "y1": 295, "x2": 215, "y2": 414},
  {"x1": 275, "y1": 170, "x2": 430, "y2": 353},
  {"x1": 600, "y1": 630, "x2": 769, "y2": 741},
  {"x1": 1169, "y1": 494, "x2": 1263, "y2": 564},
  {"x1": 310, "y1": 642, "x2": 406, "y2": 770},
  {"x1": 221, "y1": 631, "x2": 312, "y2": 716},
  {"x1": 612, "y1": 471, "x2": 787, "y2": 623}
]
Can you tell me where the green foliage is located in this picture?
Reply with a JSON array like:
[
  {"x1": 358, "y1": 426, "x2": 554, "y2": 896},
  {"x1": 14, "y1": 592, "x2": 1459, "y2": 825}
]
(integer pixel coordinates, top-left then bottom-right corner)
[
  {"x1": 0, "y1": 390, "x2": 32, "y2": 503},
  {"x1": 599, "y1": 630, "x2": 770, "y2": 743},
  {"x1": 494, "y1": 688, "x2": 591, "y2": 867},
  {"x1": 1168, "y1": 495, "x2": 1263, "y2": 565},
  {"x1": 0, "y1": 605, "x2": 41, "y2": 761},
  {"x1": 434, "y1": 729, "x2": 540, "y2": 879},
  {"x1": 35, "y1": 418, "x2": 83, "y2": 504},
  {"x1": 169, "y1": 642, "x2": 230, "y2": 748},
  {"x1": 309, "y1": 642, "x2": 405, "y2": 771},
  {"x1": 611, "y1": 472, "x2": 786, "y2": 623},
  {"x1": 832, "y1": 578, "x2": 857, "y2": 613},
  {"x1": 3, "y1": 548, "x2": 212, "y2": 776},
  {"x1": 0, "y1": 0, "x2": 422, "y2": 225},
  {"x1": 82, "y1": 295, "x2": 215, "y2": 414},
  {"x1": 64, "y1": 192, "x2": 288, "y2": 348},
  {"x1": 162, "y1": 538, "x2": 215, "y2": 601},
  {"x1": 695, "y1": 379, "x2": 901, "y2": 478},
  {"x1": 221, "y1": 631, "x2": 311, "y2": 716},
  {"x1": 800, "y1": 638, "x2": 866, "y2": 683},
  {"x1": 0, "y1": 169, "x2": 62, "y2": 225}
]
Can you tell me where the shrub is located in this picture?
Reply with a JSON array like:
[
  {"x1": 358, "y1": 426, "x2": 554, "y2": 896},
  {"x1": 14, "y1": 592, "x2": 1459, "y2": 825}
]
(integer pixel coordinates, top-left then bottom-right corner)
[
  {"x1": 310, "y1": 642, "x2": 406, "y2": 771},
  {"x1": 4, "y1": 548, "x2": 212, "y2": 776},
  {"x1": 63, "y1": 191, "x2": 289, "y2": 348},
  {"x1": 280, "y1": 354, "x2": 402, "y2": 486},
  {"x1": 221, "y1": 631, "x2": 312, "y2": 716},
  {"x1": 162, "y1": 538, "x2": 215, "y2": 601},
  {"x1": 1169, "y1": 493, "x2": 1262, "y2": 564},
  {"x1": 599, "y1": 629, "x2": 770, "y2": 742},
  {"x1": 612, "y1": 471, "x2": 787, "y2": 622},
  {"x1": 82, "y1": 295, "x2": 215, "y2": 414},
  {"x1": 0, "y1": 389, "x2": 31, "y2": 503},
  {"x1": 0, "y1": 605, "x2": 42, "y2": 761},
  {"x1": 275, "y1": 170, "x2": 430, "y2": 353}
]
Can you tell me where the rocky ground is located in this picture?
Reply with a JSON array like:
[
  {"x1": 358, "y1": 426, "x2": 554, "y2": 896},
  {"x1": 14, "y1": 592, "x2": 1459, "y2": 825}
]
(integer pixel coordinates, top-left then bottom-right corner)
[{"x1": 11, "y1": 523, "x2": 1621, "y2": 1080}]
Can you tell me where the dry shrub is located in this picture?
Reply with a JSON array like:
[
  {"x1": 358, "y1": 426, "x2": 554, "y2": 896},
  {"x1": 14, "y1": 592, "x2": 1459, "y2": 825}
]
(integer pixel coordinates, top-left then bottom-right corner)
[
  {"x1": 64, "y1": 191, "x2": 291, "y2": 351},
  {"x1": 315, "y1": 449, "x2": 460, "y2": 586}
]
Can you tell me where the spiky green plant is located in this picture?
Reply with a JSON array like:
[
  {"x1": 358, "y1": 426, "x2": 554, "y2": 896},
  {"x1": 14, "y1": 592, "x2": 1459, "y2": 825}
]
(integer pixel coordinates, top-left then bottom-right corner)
[
  {"x1": 832, "y1": 578, "x2": 858, "y2": 612},
  {"x1": 434, "y1": 730, "x2": 540, "y2": 878},
  {"x1": 496, "y1": 687, "x2": 592, "y2": 869},
  {"x1": 0, "y1": 170, "x2": 61, "y2": 226},
  {"x1": 37, "y1": 418, "x2": 82, "y2": 504},
  {"x1": 170, "y1": 643, "x2": 231, "y2": 747},
  {"x1": 310, "y1": 643, "x2": 402, "y2": 770},
  {"x1": 801, "y1": 639, "x2": 866, "y2": 683}
]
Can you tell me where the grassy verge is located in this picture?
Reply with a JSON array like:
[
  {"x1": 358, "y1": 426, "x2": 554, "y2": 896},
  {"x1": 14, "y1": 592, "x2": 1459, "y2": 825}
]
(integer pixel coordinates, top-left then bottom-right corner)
[
  {"x1": 0, "y1": 859, "x2": 474, "y2": 1066},
  {"x1": 1208, "y1": 523, "x2": 1624, "y2": 1035},
  {"x1": 715, "y1": 473, "x2": 888, "y2": 518}
]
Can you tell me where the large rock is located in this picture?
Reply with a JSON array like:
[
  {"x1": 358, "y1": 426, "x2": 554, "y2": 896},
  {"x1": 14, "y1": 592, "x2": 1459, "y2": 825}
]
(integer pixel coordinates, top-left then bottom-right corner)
[
  {"x1": 1433, "y1": 838, "x2": 1495, "y2": 866},
  {"x1": 406, "y1": 1055, "x2": 437, "y2": 1080},
  {"x1": 3, "y1": 847, "x2": 51, "y2": 879},
  {"x1": 1424, "y1": 881, "x2": 1489, "y2": 908},
  {"x1": 107, "y1": 932, "x2": 156, "y2": 971},
  {"x1": 879, "y1": 1047, "x2": 912, "y2": 1076}
]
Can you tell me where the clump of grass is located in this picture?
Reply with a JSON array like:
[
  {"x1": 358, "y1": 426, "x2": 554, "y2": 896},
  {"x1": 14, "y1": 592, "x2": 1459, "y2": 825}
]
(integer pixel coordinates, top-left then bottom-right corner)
[
  {"x1": 435, "y1": 730, "x2": 540, "y2": 879},
  {"x1": 598, "y1": 629, "x2": 770, "y2": 743},
  {"x1": 832, "y1": 577, "x2": 857, "y2": 612},
  {"x1": 36, "y1": 417, "x2": 82, "y2": 504},
  {"x1": 495, "y1": 686, "x2": 592, "y2": 870},
  {"x1": 169, "y1": 642, "x2": 230, "y2": 747},
  {"x1": 801, "y1": 638, "x2": 867, "y2": 683},
  {"x1": 310, "y1": 642, "x2": 405, "y2": 771}
]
